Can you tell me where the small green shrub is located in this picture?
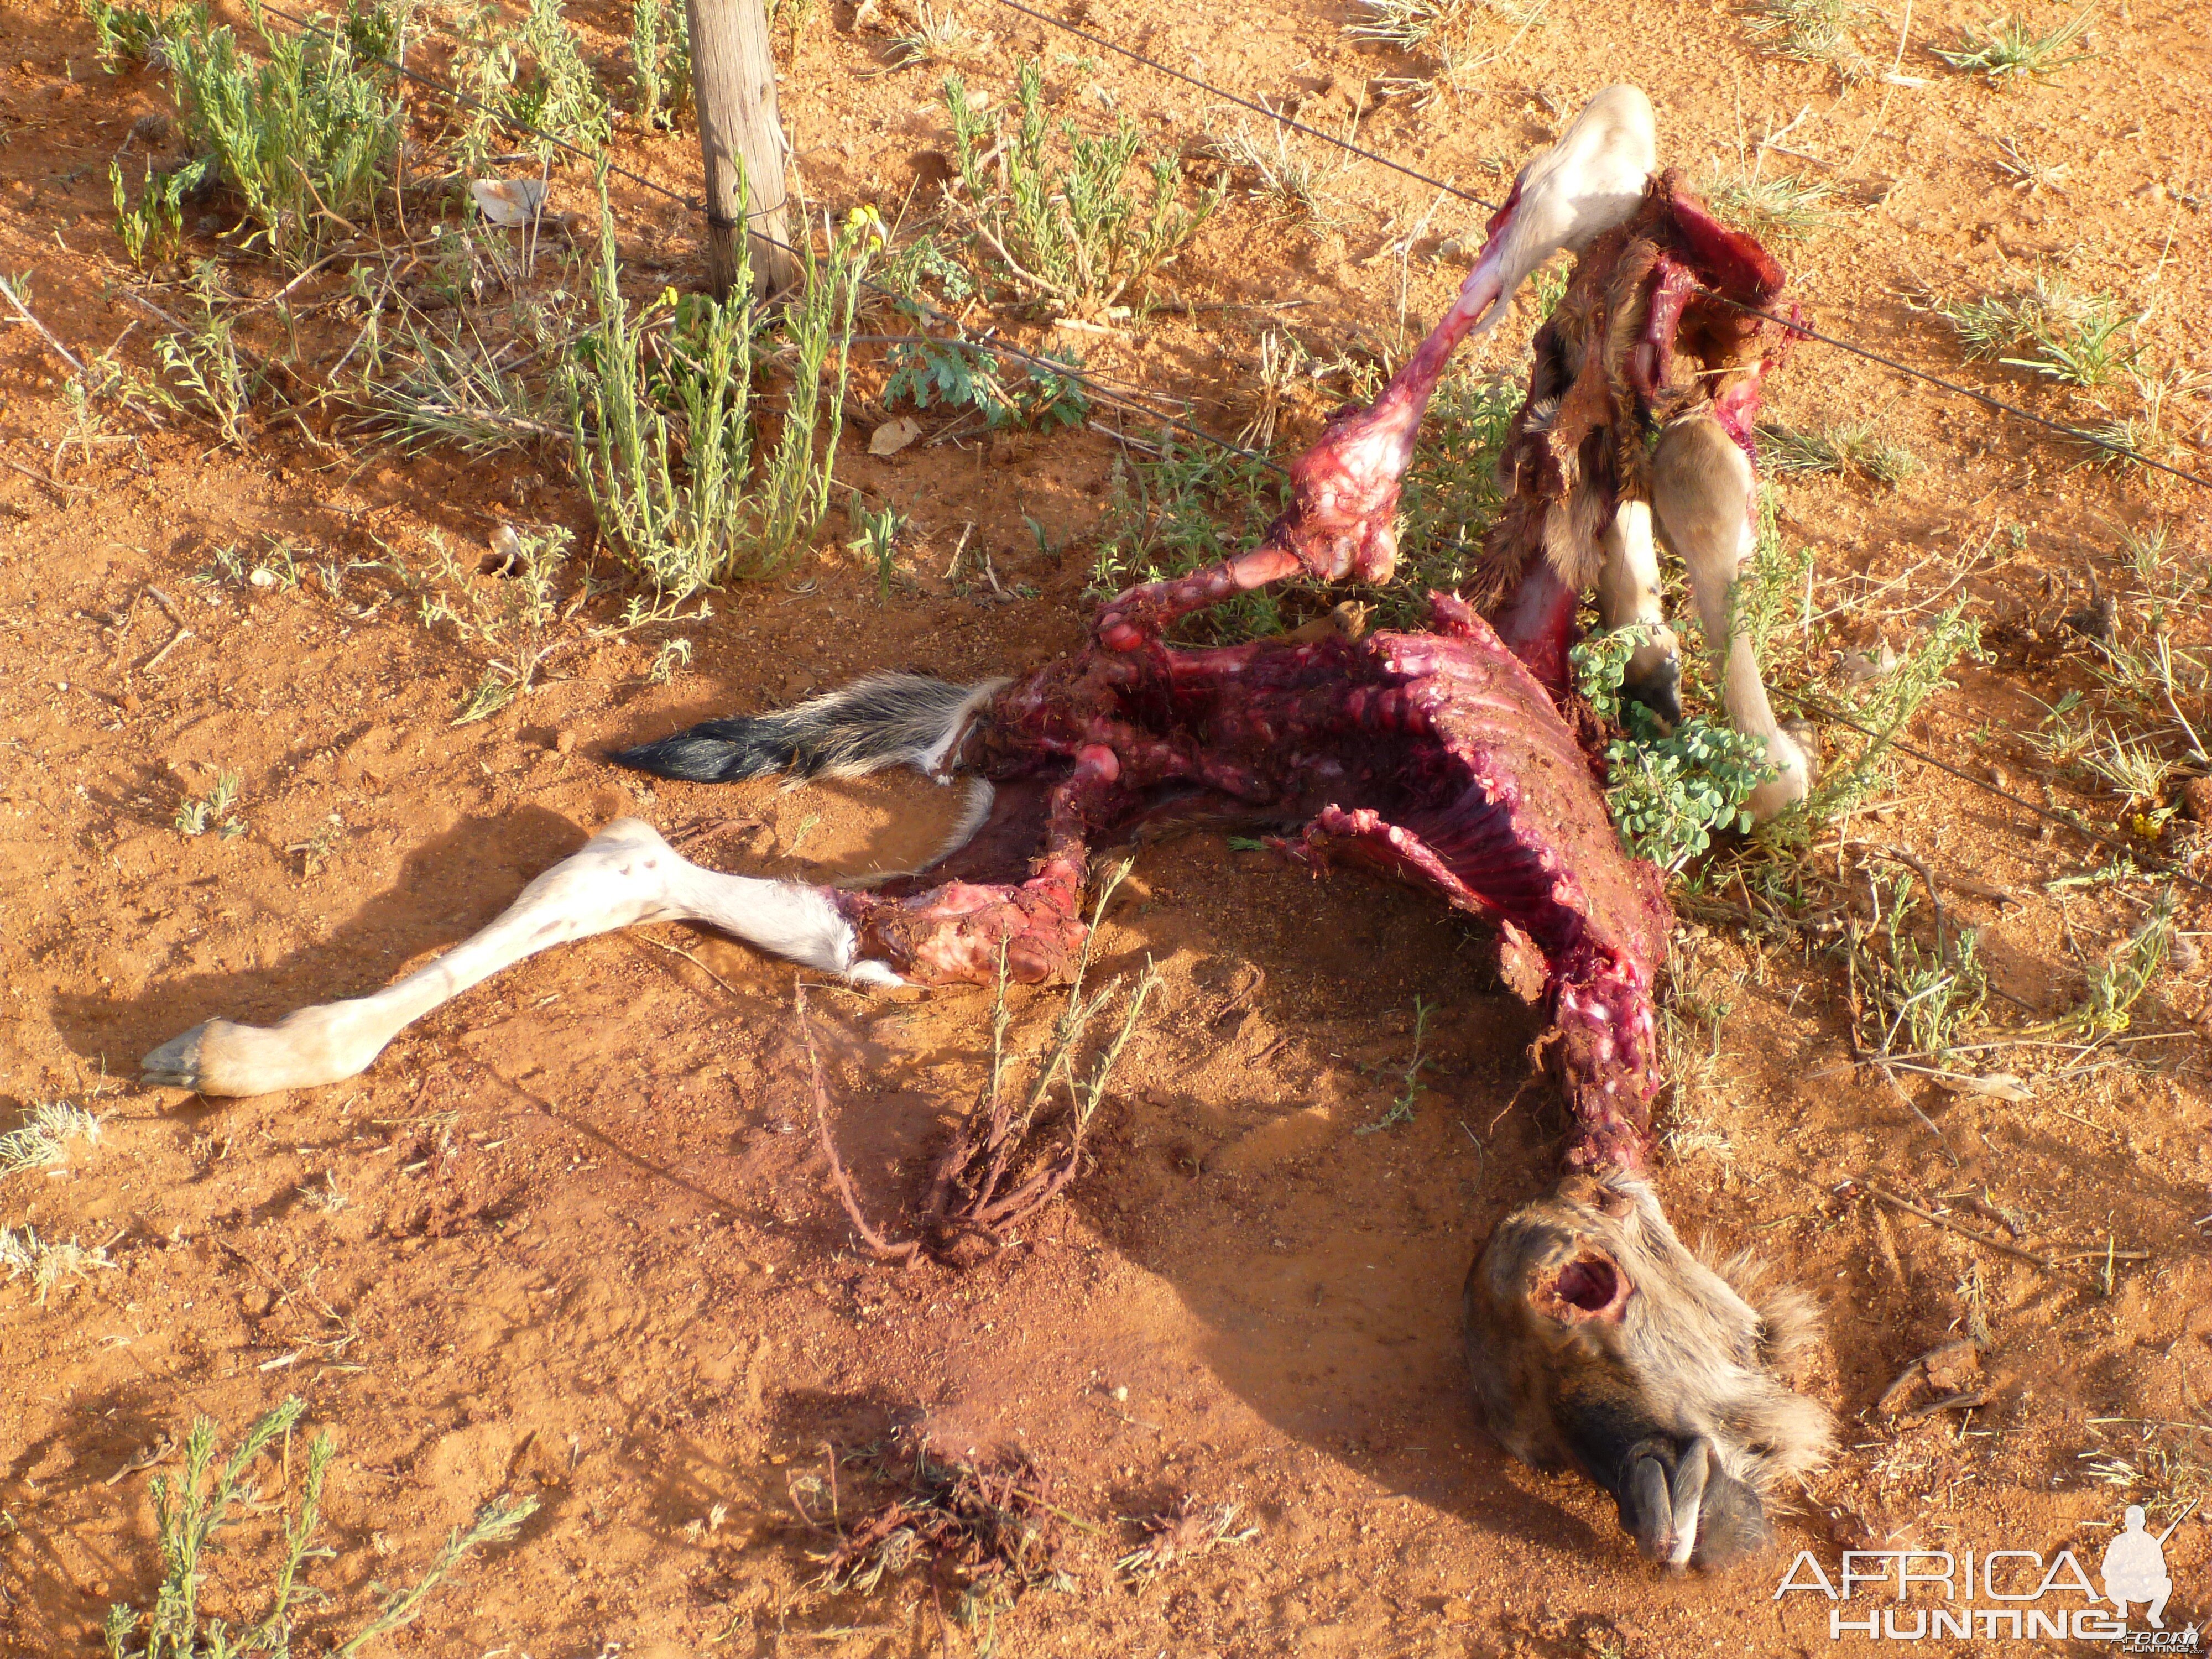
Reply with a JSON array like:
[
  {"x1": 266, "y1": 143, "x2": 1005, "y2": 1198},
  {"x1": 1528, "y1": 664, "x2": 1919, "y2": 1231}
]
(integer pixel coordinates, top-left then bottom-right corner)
[
  {"x1": 942, "y1": 62, "x2": 1222, "y2": 311},
  {"x1": 883, "y1": 337, "x2": 1091, "y2": 431},
  {"x1": 628, "y1": 0, "x2": 692, "y2": 129},
  {"x1": 569, "y1": 195, "x2": 875, "y2": 596},
  {"x1": 101, "y1": 1398, "x2": 538, "y2": 1659},
  {"x1": 1573, "y1": 627, "x2": 1775, "y2": 873},
  {"x1": 156, "y1": 0, "x2": 401, "y2": 265}
]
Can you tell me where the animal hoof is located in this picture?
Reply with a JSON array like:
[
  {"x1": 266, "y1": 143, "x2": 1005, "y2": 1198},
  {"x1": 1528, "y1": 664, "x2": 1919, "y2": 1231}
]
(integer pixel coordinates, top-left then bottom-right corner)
[
  {"x1": 1463, "y1": 1175, "x2": 1831, "y2": 1568},
  {"x1": 140, "y1": 1022, "x2": 211, "y2": 1090},
  {"x1": 1620, "y1": 660, "x2": 1683, "y2": 729},
  {"x1": 1779, "y1": 716, "x2": 1821, "y2": 790}
]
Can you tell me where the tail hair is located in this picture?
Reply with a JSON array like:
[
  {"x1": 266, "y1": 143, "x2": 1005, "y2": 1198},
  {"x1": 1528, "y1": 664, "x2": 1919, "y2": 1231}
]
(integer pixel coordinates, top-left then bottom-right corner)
[{"x1": 608, "y1": 672, "x2": 1007, "y2": 784}]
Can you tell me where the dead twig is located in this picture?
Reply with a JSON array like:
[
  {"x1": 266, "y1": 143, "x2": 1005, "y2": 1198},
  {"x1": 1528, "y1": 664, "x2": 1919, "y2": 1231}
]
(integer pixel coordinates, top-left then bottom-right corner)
[
  {"x1": 800, "y1": 987, "x2": 922, "y2": 1264},
  {"x1": 1865, "y1": 1181, "x2": 2086, "y2": 1282},
  {"x1": 1, "y1": 276, "x2": 87, "y2": 374}
]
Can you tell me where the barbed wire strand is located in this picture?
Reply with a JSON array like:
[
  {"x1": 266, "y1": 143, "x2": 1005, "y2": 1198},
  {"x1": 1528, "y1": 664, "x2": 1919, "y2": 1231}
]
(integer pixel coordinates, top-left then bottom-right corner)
[
  {"x1": 142, "y1": 7, "x2": 2212, "y2": 898},
  {"x1": 249, "y1": 0, "x2": 1282, "y2": 470},
  {"x1": 984, "y1": 0, "x2": 1503, "y2": 213},
  {"x1": 984, "y1": 0, "x2": 2212, "y2": 492}
]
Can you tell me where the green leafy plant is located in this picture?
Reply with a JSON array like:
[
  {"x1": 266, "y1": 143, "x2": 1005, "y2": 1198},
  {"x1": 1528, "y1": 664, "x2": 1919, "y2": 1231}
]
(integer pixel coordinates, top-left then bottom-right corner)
[
  {"x1": 101, "y1": 1398, "x2": 538, "y2": 1658},
  {"x1": 628, "y1": 0, "x2": 692, "y2": 129},
  {"x1": 110, "y1": 156, "x2": 210, "y2": 268},
  {"x1": 1842, "y1": 874, "x2": 1989, "y2": 1062},
  {"x1": 85, "y1": 0, "x2": 204, "y2": 67},
  {"x1": 1700, "y1": 163, "x2": 1835, "y2": 239},
  {"x1": 1573, "y1": 627, "x2": 1776, "y2": 872},
  {"x1": 1757, "y1": 421, "x2": 1921, "y2": 484},
  {"x1": 155, "y1": 0, "x2": 401, "y2": 265},
  {"x1": 846, "y1": 493, "x2": 904, "y2": 604},
  {"x1": 512, "y1": 0, "x2": 610, "y2": 153},
  {"x1": 942, "y1": 62, "x2": 1222, "y2": 310},
  {"x1": 1784, "y1": 603, "x2": 1983, "y2": 831},
  {"x1": 388, "y1": 523, "x2": 572, "y2": 724},
  {"x1": 1939, "y1": 272, "x2": 2140, "y2": 389},
  {"x1": 176, "y1": 770, "x2": 246, "y2": 838},
  {"x1": 570, "y1": 194, "x2": 874, "y2": 596},
  {"x1": 882, "y1": 337, "x2": 1091, "y2": 431},
  {"x1": 1932, "y1": 7, "x2": 2094, "y2": 83}
]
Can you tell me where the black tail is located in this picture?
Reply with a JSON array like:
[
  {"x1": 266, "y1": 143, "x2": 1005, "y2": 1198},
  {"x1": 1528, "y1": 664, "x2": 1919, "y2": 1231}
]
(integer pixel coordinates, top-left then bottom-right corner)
[{"x1": 608, "y1": 671, "x2": 1004, "y2": 784}]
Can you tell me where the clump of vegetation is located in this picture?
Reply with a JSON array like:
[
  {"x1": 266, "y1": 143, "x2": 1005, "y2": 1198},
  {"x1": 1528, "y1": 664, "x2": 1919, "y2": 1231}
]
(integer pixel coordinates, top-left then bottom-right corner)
[
  {"x1": 802, "y1": 1432, "x2": 1076, "y2": 1629},
  {"x1": 0, "y1": 1225, "x2": 114, "y2": 1305},
  {"x1": 1345, "y1": 0, "x2": 1553, "y2": 102},
  {"x1": 110, "y1": 155, "x2": 211, "y2": 269},
  {"x1": 1573, "y1": 626, "x2": 1777, "y2": 873},
  {"x1": 1940, "y1": 274, "x2": 2140, "y2": 390},
  {"x1": 101, "y1": 1397, "x2": 538, "y2": 1658},
  {"x1": 941, "y1": 63, "x2": 1223, "y2": 311},
  {"x1": 1787, "y1": 604, "x2": 1983, "y2": 830},
  {"x1": 369, "y1": 315, "x2": 567, "y2": 456},
  {"x1": 509, "y1": 0, "x2": 610, "y2": 153},
  {"x1": 628, "y1": 0, "x2": 692, "y2": 129},
  {"x1": 1843, "y1": 872, "x2": 1989, "y2": 1062},
  {"x1": 569, "y1": 198, "x2": 875, "y2": 597},
  {"x1": 1116, "y1": 1498, "x2": 1260, "y2": 1584},
  {"x1": 175, "y1": 769, "x2": 247, "y2": 838},
  {"x1": 438, "y1": 0, "x2": 608, "y2": 165},
  {"x1": 0, "y1": 1100, "x2": 105, "y2": 1175},
  {"x1": 1743, "y1": 0, "x2": 1875, "y2": 82},
  {"x1": 1932, "y1": 7, "x2": 2094, "y2": 84},
  {"x1": 387, "y1": 523, "x2": 574, "y2": 724},
  {"x1": 881, "y1": 336, "x2": 1092, "y2": 432},
  {"x1": 1208, "y1": 118, "x2": 1358, "y2": 227},
  {"x1": 1757, "y1": 421, "x2": 1921, "y2": 484},
  {"x1": 111, "y1": 0, "x2": 403, "y2": 265},
  {"x1": 1701, "y1": 163, "x2": 1835, "y2": 240},
  {"x1": 886, "y1": 0, "x2": 994, "y2": 67}
]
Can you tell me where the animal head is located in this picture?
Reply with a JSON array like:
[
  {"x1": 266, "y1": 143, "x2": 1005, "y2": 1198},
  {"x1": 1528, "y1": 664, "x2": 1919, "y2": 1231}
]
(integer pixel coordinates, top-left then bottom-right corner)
[{"x1": 1464, "y1": 1173, "x2": 1832, "y2": 1567}]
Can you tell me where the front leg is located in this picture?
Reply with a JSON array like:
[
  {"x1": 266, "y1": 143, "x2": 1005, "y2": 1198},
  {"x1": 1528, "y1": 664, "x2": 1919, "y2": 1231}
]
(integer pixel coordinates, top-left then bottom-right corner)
[
  {"x1": 1649, "y1": 416, "x2": 1809, "y2": 820},
  {"x1": 143, "y1": 820, "x2": 891, "y2": 1097},
  {"x1": 1594, "y1": 498, "x2": 1683, "y2": 726}
]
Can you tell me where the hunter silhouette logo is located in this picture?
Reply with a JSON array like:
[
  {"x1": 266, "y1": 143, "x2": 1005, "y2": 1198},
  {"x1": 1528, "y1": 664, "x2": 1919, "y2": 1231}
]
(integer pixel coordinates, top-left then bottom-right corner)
[
  {"x1": 1773, "y1": 1509, "x2": 2197, "y2": 1644},
  {"x1": 2106, "y1": 1507, "x2": 2181, "y2": 1629}
]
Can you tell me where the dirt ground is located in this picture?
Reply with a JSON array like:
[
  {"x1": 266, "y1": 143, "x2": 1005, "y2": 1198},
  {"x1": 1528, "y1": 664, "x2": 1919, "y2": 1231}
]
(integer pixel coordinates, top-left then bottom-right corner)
[{"x1": 4, "y1": 0, "x2": 2212, "y2": 1652}]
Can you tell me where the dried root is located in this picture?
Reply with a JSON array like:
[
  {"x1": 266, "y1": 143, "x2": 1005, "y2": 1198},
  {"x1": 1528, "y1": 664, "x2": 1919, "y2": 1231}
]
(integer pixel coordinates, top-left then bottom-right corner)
[
  {"x1": 807, "y1": 1431, "x2": 1078, "y2": 1618},
  {"x1": 804, "y1": 864, "x2": 1161, "y2": 1265}
]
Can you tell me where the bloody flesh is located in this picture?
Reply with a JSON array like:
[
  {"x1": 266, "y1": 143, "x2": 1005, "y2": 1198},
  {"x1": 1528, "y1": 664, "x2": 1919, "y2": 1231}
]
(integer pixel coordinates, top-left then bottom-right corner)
[{"x1": 833, "y1": 593, "x2": 1670, "y2": 1173}]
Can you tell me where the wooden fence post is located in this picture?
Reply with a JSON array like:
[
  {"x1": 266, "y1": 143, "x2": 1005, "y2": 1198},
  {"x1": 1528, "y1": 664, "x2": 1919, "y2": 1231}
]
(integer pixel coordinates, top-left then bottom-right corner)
[{"x1": 683, "y1": 0, "x2": 800, "y2": 298}]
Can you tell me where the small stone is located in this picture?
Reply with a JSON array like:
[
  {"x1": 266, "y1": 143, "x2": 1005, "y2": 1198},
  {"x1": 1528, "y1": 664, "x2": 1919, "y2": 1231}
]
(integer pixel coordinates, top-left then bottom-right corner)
[
  {"x1": 2183, "y1": 776, "x2": 2212, "y2": 823},
  {"x1": 120, "y1": 692, "x2": 142, "y2": 714},
  {"x1": 554, "y1": 729, "x2": 577, "y2": 754}
]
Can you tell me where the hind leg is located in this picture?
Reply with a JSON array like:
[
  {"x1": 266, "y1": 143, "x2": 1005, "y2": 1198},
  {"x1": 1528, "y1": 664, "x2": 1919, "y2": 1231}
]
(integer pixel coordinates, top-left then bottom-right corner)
[{"x1": 143, "y1": 820, "x2": 893, "y2": 1097}]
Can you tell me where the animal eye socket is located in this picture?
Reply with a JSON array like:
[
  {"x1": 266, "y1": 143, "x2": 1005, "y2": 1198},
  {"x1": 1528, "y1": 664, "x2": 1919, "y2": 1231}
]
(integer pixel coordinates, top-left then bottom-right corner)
[{"x1": 1554, "y1": 1256, "x2": 1620, "y2": 1311}]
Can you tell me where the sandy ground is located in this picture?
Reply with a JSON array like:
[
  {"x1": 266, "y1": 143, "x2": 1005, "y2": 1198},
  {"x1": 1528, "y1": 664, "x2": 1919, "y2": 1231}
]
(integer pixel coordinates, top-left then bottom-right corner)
[{"x1": 4, "y1": 0, "x2": 2212, "y2": 1652}]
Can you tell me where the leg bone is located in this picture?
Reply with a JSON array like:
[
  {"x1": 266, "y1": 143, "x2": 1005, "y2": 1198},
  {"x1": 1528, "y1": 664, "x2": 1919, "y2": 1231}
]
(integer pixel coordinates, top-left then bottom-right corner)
[
  {"x1": 1649, "y1": 416, "x2": 1809, "y2": 820},
  {"x1": 141, "y1": 819, "x2": 890, "y2": 1097},
  {"x1": 1594, "y1": 498, "x2": 1682, "y2": 725}
]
